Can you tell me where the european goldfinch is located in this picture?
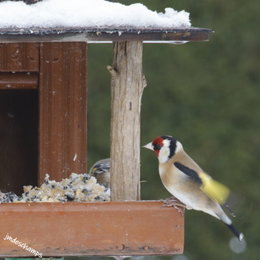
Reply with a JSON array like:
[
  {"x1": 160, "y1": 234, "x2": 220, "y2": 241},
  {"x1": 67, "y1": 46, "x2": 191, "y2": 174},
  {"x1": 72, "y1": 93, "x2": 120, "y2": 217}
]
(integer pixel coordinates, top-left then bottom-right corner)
[{"x1": 143, "y1": 135, "x2": 244, "y2": 241}]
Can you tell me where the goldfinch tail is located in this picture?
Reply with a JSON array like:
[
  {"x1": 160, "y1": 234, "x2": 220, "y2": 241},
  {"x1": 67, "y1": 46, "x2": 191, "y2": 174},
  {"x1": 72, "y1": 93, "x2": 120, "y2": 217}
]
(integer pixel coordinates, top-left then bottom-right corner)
[{"x1": 225, "y1": 223, "x2": 244, "y2": 241}]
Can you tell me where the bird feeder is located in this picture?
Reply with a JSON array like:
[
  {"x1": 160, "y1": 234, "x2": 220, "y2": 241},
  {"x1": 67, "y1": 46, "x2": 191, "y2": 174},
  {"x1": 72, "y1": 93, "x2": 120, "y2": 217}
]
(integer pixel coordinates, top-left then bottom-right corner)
[{"x1": 0, "y1": 13, "x2": 212, "y2": 259}]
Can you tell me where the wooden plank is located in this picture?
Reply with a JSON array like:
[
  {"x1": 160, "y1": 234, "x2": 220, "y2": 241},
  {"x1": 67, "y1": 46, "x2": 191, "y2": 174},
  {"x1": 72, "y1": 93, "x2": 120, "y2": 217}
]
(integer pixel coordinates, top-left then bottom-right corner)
[
  {"x1": 0, "y1": 72, "x2": 38, "y2": 89},
  {"x1": 0, "y1": 43, "x2": 39, "y2": 71},
  {"x1": 0, "y1": 27, "x2": 213, "y2": 43},
  {"x1": 0, "y1": 201, "x2": 184, "y2": 257},
  {"x1": 109, "y1": 41, "x2": 145, "y2": 201},
  {"x1": 39, "y1": 42, "x2": 87, "y2": 184}
]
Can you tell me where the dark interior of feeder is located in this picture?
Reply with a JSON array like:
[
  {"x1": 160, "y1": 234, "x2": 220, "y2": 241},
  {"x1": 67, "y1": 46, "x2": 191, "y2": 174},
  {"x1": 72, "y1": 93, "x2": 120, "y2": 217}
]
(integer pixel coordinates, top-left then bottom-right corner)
[{"x1": 0, "y1": 89, "x2": 38, "y2": 194}]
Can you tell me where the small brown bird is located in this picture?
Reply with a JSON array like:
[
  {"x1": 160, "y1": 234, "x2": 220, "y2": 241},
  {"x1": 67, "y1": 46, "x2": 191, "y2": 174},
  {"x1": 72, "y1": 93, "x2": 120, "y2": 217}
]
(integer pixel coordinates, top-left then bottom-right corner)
[
  {"x1": 89, "y1": 158, "x2": 111, "y2": 188},
  {"x1": 143, "y1": 135, "x2": 244, "y2": 241}
]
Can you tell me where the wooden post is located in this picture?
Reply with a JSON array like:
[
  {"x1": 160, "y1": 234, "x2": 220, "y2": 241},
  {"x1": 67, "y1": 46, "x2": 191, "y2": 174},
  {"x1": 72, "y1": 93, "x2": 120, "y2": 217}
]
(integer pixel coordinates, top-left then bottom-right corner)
[{"x1": 108, "y1": 41, "x2": 146, "y2": 201}]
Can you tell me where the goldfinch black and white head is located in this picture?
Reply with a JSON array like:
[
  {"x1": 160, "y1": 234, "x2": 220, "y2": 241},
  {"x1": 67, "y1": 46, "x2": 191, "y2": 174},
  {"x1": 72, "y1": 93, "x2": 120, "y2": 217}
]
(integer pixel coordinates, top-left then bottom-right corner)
[
  {"x1": 143, "y1": 135, "x2": 182, "y2": 163},
  {"x1": 144, "y1": 135, "x2": 244, "y2": 241}
]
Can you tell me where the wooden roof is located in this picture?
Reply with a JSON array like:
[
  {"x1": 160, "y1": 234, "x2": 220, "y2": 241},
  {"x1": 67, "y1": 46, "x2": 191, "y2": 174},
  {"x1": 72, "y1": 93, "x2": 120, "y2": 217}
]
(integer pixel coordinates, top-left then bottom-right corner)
[{"x1": 0, "y1": 27, "x2": 212, "y2": 43}]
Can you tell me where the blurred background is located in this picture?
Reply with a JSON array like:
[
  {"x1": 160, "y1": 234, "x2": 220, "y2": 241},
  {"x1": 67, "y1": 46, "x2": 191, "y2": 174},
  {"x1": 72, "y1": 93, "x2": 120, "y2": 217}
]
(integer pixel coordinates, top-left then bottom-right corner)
[{"x1": 85, "y1": 0, "x2": 259, "y2": 260}]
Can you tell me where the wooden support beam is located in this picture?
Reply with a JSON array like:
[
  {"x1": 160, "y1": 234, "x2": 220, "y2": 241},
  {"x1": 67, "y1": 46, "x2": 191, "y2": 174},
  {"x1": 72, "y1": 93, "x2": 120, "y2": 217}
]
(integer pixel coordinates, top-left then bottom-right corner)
[
  {"x1": 0, "y1": 201, "x2": 184, "y2": 257},
  {"x1": 0, "y1": 72, "x2": 38, "y2": 90},
  {"x1": 39, "y1": 42, "x2": 87, "y2": 184},
  {"x1": 109, "y1": 41, "x2": 146, "y2": 201}
]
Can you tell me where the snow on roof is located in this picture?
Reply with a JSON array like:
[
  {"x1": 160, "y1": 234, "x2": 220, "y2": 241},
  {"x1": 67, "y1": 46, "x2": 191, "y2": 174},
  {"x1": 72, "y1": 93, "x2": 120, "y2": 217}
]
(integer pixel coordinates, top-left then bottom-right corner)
[{"x1": 0, "y1": 0, "x2": 191, "y2": 29}]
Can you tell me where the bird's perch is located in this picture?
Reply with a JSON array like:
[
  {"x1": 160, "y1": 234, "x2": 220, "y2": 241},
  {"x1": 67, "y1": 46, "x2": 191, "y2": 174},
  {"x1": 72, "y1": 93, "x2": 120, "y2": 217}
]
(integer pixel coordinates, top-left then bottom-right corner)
[{"x1": 0, "y1": 201, "x2": 184, "y2": 257}]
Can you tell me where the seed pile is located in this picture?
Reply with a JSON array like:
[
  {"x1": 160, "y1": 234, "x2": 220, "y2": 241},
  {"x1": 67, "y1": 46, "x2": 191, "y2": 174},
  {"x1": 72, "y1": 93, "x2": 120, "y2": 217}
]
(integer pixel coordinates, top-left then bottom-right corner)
[{"x1": 0, "y1": 173, "x2": 110, "y2": 203}]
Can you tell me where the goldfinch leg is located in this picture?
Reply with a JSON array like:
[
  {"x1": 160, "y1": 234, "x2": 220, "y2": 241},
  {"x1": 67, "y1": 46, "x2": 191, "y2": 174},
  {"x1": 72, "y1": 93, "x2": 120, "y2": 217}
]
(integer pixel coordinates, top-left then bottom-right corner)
[{"x1": 162, "y1": 196, "x2": 186, "y2": 214}]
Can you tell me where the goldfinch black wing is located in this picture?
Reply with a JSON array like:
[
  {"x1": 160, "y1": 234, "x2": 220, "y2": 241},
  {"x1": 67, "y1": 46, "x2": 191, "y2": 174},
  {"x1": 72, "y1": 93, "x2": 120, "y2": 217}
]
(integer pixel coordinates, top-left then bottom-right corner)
[{"x1": 174, "y1": 162, "x2": 202, "y2": 185}]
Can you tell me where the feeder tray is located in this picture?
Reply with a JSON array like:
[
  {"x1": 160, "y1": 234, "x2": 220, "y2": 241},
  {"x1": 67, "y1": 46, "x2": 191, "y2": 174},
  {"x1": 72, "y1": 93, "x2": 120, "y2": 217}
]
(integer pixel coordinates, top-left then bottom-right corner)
[{"x1": 0, "y1": 201, "x2": 184, "y2": 257}]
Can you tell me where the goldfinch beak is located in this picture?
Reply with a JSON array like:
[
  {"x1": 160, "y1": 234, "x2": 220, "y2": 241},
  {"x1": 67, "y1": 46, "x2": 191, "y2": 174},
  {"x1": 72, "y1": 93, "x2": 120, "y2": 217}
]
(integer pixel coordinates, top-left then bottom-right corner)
[{"x1": 143, "y1": 142, "x2": 154, "y2": 151}]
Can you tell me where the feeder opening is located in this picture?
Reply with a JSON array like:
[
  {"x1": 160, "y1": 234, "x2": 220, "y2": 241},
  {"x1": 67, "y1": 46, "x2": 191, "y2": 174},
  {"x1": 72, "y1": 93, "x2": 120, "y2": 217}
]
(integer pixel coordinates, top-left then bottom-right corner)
[{"x1": 0, "y1": 89, "x2": 38, "y2": 194}]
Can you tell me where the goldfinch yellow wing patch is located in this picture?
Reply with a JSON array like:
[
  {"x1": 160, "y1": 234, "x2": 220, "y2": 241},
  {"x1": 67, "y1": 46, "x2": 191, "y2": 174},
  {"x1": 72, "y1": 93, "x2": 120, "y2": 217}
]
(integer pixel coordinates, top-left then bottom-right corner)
[
  {"x1": 174, "y1": 162, "x2": 230, "y2": 205},
  {"x1": 198, "y1": 172, "x2": 230, "y2": 205}
]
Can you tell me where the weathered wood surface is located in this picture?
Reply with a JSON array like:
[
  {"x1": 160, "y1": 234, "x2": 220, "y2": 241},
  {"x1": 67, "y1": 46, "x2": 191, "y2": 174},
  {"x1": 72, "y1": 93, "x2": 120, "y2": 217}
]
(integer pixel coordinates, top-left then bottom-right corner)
[
  {"x1": 0, "y1": 43, "x2": 39, "y2": 71},
  {"x1": 39, "y1": 42, "x2": 87, "y2": 184},
  {"x1": 0, "y1": 201, "x2": 184, "y2": 257},
  {"x1": 0, "y1": 27, "x2": 212, "y2": 43},
  {"x1": 109, "y1": 41, "x2": 146, "y2": 201},
  {"x1": 0, "y1": 42, "x2": 87, "y2": 186},
  {"x1": 0, "y1": 72, "x2": 38, "y2": 89}
]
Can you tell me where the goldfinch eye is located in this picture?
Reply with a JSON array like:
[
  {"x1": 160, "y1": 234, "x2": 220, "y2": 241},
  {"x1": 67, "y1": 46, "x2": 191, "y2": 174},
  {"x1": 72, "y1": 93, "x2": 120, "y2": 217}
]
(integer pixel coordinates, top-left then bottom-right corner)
[{"x1": 153, "y1": 144, "x2": 161, "y2": 150}]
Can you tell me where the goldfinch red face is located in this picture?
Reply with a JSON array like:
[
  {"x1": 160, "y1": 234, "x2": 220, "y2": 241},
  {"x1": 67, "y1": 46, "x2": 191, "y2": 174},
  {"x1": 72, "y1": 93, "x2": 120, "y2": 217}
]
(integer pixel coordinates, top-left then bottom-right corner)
[{"x1": 143, "y1": 135, "x2": 180, "y2": 163}]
